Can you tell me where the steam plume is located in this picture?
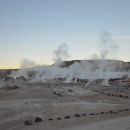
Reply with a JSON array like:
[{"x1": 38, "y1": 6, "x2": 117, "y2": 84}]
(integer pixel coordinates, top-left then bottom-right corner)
[
  {"x1": 91, "y1": 30, "x2": 119, "y2": 60},
  {"x1": 53, "y1": 43, "x2": 70, "y2": 63},
  {"x1": 99, "y1": 30, "x2": 118, "y2": 59},
  {"x1": 21, "y1": 58, "x2": 36, "y2": 68}
]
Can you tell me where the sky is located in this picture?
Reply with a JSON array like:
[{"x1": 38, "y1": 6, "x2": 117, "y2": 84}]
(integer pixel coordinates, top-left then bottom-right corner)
[{"x1": 0, "y1": 0, "x2": 130, "y2": 69}]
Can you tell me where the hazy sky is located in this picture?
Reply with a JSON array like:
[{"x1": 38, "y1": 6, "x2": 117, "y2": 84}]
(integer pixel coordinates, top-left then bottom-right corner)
[{"x1": 0, "y1": 0, "x2": 130, "y2": 69}]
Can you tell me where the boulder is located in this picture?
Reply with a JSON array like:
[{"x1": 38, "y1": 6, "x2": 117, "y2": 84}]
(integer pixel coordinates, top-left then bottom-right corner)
[
  {"x1": 74, "y1": 114, "x2": 80, "y2": 117},
  {"x1": 101, "y1": 112, "x2": 104, "y2": 114},
  {"x1": 35, "y1": 117, "x2": 42, "y2": 122},
  {"x1": 82, "y1": 113, "x2": 86, "y2": 116},
  {"x1": 64, "y1": 116, "x2": 70, "y2": 119},
  {"x1": 68, "y1": 89, "x2": 73, "y2": 92},
  {"x1": 24, "y1": 120, "x2": 32, "y2": 126},
  {"x1": 49, "y1": 118, "x2": 53, "y2": 121},
  {"x1": 89, "y1": 113, "x2": 95, "y2": 115},
  {"x1": 57, "y1": 93, "x2": 62, "y2": 97},
  {"x1": 57, "y1": 117, "x2": 61, "y2": 120}
]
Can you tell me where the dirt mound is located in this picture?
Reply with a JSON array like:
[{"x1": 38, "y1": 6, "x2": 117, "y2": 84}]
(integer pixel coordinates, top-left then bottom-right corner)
[{"x1": 4, "y1": 77, "x2": 15, "y2": 86}]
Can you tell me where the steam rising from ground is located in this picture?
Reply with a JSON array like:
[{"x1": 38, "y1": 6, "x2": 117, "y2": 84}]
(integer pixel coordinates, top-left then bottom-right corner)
[
  {"x1": 99, "y1": 31, "x2": 118, "y2": 59},
  {"x1": 10, "y1": 60, "x2": 129, "y2": 84},
  {"x1": 90, "y1": 31, "x2": 119, "y2": 85},
  {"x1": 21, "y1": 58, "x2": 36, "y2": 68},
  {"x1": 9, "y1": 32, "x2": 130, "y2": 85},
  {"x1": 91, "y1": 31, "x2": 119, "y2": 59},
  {"x1": 53, "y1": 43, "x2": 70, "y2": 63}
]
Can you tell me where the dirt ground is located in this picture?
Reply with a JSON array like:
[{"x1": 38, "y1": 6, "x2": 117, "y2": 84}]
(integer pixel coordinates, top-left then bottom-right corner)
[{"x1": 0, "y1": 81, "x2": 130, "y2": 130}]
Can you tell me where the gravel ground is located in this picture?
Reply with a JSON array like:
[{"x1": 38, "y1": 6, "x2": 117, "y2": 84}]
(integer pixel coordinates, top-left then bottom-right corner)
[{"x1": 0, "y1": 81, "x2": 130, "y2": 130}]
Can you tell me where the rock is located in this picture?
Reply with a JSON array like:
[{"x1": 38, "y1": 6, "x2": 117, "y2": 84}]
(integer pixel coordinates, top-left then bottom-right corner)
[
  {"x1": 49, "y1": 118, "x2": 53, "y2": 121},
  {"x1": 101, "y1": 112, "x2": 104, "y2": 114},
  {"x1": 53, "y1": 92, "x2": 56, "y2": 94},
  {"x1": 24, "y1": 120, "x2": 32, "y2": 126},
  {"x1": 123, "y1": 96, "x2": 128, "y2": 98},
  {"x1": 109, "y1": 111, "x2": 113, "y2": 113},
  {"x1": 82, "y1": 113, "x2": 86, "y2": 116},
  {"x1": 74, "y1": 114, "x2": 80, "y2": 117},
  {"x1": 64, "y1": 116, "x2": 70, "y2": 119},
  {"x1": 68, "y1": 89, "x2": 73, "y2": 92},
  {"x1": 57, "y1": 93, "x2": 62, "y2": 97},
  {"x1": 35, "y1": 117, "x2": 42, "y2": 122},
  {"x1": 113, "y1": 112, "x2": 118, "y2": 114},
  {"x1": 89, "y1": 113, "x2": 95, "y2": 115},
  {"x1": 57, "y1": 117, "x2": 61, "y2": 120}
]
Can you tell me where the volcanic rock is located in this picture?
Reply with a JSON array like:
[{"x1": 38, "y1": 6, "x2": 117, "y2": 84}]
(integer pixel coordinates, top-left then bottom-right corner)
[
  {"x1": 24, "y1": 120, "x2": 32, "y2": 126},
  {"x1": 35, "y1": 117, "x2": 42, "y2": 122}
]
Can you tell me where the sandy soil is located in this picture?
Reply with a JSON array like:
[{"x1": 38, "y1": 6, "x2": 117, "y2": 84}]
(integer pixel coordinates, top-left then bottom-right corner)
[{"x1": 0, "y1": 81, "x2": 130, "y2": 130}]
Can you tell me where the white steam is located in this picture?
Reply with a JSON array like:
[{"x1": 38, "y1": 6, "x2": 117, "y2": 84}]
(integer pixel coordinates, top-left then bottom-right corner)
[
  {"x1": 99, "y1": 30, "x2": 118, "y2": 59},
  {"x1": 53, "y1": 43, "x2": 70, "y2": 63},
  {"x1": 21, "y1": 58, "x2": 36, "y2": 68},
  {"x1": 10, "y1": 60, "x2": 129, "y2": 84},
  {"x1": 9, "y1": 32, "x2": 130, "y2": 86},
  {"x1": 90, "y1": 30, "x2": 119, "y2": 86},
  {"x1": 91, "y1": 30, "x2": 119, "y2": 60}
]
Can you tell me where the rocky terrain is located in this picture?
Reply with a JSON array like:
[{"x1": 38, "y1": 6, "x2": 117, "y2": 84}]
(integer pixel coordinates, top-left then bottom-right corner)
[{"x1": 0, "y1": 78, "x2": 130, "y2": 130}]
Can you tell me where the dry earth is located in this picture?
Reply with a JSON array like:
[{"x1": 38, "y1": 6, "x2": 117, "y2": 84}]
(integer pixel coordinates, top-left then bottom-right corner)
[{"x1": 0, "y1": 80, "x2": 130, "y2": 130}]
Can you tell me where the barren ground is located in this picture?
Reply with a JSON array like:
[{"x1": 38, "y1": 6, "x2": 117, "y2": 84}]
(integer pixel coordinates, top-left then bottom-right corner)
[{"x1": 0, "y1": 80, "x2": 130, "y2": 130}]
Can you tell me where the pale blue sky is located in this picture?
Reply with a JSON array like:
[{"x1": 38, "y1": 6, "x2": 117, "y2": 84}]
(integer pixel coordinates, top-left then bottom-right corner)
[{"x1": 0, "y1": 0, "x2": 130, "y2": 68}]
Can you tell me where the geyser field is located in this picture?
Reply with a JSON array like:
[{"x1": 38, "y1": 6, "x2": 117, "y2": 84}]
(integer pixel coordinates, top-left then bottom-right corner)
[{"x1": 0, "y1": 60, "x2": 130, "y2": 130}]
